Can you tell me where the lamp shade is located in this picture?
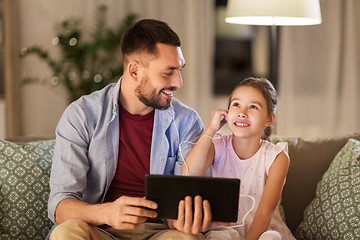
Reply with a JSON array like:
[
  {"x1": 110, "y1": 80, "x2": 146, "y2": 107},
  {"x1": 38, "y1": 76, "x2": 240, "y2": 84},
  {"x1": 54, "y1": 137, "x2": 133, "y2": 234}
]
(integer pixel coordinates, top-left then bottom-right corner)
[{"x1": 225, "y1": 0, "x2": 322, "y2": 26}]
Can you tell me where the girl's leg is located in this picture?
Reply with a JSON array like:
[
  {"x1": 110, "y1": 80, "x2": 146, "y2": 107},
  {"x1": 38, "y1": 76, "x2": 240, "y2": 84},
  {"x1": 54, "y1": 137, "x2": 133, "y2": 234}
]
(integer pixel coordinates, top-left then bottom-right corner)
[
  {"x1": 151, "y1": 229, "x2": 205, "y2": 240},
  {"x1": 205, "y1": 228, "x2": 241, "y2": 240},
  {"x1": 258, "y1": 230, "x2": 282, "y2": 240}
]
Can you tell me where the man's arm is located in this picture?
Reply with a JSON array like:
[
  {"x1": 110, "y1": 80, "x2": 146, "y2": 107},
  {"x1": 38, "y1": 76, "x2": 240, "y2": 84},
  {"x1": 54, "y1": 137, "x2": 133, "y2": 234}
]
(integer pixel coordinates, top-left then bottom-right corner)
[
  {"x1": 55, "y1": 196, "x2": 158, "y2": 229},
  {"x1": 49, "y1": 100, "x2": 159, "y2": 229}
]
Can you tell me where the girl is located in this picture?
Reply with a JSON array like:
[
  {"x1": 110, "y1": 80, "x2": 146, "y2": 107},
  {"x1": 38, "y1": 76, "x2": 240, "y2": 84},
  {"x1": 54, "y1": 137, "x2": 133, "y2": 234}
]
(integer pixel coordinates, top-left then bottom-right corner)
[{"x1": 181, "y1": 78, "x2": 295, "y2": 240}]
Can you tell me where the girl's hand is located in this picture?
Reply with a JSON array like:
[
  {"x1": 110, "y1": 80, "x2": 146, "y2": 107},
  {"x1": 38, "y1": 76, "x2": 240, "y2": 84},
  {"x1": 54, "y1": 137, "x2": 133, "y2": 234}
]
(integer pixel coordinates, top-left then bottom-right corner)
[{"x1": 205, "y1": 109, "x2": 227, "y2": 135}]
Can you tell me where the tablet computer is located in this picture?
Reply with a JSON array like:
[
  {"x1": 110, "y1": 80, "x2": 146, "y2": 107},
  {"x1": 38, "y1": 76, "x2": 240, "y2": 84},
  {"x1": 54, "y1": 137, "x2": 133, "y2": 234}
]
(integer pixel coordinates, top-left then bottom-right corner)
[{"x1": 145, "y1": 174, "x2": 240, "y2": 222}]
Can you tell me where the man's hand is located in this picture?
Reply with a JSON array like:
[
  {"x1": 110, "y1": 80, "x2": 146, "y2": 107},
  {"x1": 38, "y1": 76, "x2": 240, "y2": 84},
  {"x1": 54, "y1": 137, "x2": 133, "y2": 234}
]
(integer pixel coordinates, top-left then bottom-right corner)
[
  {"x1": 169, "y1": 195, "x2": 212, "y2": 234},
  {"x1": 103, "y1": 196, "x2": 158, "y2": 230}
]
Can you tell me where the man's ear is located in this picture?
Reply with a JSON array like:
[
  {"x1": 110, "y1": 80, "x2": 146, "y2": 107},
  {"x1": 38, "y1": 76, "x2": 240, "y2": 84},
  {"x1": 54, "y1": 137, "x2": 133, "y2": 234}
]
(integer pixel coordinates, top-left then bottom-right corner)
[
  {"x1": 128, "y1": 60, "x2": 140, "y2": 80},
  {"x1": 266, "y1": 113, "x2": 276, "y2": 126}
]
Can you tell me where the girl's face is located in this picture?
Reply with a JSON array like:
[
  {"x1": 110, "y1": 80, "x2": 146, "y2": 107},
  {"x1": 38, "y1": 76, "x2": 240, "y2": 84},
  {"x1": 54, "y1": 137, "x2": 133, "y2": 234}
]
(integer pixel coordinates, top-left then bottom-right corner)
[{"x1": 227, "y1": 86, "x2": 274, "y2": 139}]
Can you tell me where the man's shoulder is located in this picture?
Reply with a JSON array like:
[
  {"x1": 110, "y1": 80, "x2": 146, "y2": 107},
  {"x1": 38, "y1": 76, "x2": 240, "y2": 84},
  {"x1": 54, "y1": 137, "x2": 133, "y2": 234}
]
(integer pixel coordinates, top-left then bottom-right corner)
[
  {"x1": 171, "y1": 98, "x2": 199, "y2": 116},
  {"x1": 60, "y1": 82, "x2": 118, "y2": 126},
  {"x1": 169, "y1": 98, "x2": 203, "y2": 129},
  {"x1": 70, "y1": 83, "x2": 117, "y2": 111}
]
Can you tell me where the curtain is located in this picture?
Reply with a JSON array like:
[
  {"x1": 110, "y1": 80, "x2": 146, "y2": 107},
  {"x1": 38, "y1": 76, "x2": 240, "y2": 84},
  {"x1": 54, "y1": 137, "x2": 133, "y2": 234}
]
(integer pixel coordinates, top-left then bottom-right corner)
[
  {"x1": 90, "y1": 0, "x2": 215, "y2": 118},
  {"x1": 277, "y1": 0, "x2": 360, "y2": 137},
  {"x1": 19, "y1": 0, "x2": 215, "y2": 136}
]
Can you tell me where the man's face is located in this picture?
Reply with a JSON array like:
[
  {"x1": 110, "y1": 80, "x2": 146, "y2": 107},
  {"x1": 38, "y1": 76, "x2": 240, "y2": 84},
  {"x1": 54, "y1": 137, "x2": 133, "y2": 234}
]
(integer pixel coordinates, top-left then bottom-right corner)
[{"x1": 135, "y1": 43, "x2": 185, "y2": 110}]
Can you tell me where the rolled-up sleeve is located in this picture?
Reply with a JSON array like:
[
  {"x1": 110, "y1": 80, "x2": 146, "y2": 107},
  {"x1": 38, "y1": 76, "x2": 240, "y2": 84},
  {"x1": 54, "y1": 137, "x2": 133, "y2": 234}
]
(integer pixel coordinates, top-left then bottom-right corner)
[{"x1": 48, "y1": 102, "x2": 90, "y2": 223}]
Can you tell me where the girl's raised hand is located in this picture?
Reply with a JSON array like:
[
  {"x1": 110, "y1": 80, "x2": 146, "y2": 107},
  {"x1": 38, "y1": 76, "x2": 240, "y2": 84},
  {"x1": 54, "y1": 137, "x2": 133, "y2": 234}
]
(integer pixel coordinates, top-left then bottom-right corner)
[{"x1": 206, "y1": 109, "x2": 228, "y2": 135}]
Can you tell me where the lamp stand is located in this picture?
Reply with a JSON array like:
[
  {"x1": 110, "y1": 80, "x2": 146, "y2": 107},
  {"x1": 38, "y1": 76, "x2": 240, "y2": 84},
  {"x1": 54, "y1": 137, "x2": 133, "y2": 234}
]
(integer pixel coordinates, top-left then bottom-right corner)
[{"x1": 270, "y1": 25, "x2": 279, "y2": 90}]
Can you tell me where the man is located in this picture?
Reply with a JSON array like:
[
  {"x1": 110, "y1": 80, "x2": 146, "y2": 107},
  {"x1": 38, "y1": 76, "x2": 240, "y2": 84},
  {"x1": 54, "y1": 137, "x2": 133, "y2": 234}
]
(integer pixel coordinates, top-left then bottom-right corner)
[{"x1": 48, "y1": 19, "x2": 211, "y2": 240}]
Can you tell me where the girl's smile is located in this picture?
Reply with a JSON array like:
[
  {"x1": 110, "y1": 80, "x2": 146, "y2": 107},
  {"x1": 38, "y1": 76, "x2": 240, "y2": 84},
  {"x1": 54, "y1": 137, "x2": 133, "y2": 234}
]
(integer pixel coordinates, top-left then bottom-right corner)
[{"x1": 234, "y1": 121, "x2": 250, "y2": 127}]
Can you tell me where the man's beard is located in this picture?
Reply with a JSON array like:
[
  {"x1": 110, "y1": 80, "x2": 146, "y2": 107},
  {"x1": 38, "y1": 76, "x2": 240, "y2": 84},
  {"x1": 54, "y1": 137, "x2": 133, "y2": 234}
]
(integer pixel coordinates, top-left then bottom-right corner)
[{"x1": 135, "y1": 75, "x2": 175, "y2": 110}]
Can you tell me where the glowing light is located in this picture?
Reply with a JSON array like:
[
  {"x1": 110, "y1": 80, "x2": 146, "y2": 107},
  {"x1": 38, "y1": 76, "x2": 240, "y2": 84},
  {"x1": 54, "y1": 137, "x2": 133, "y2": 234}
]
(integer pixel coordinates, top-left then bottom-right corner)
[
  {"x1": 52, "y1": 37, "x2": 59, "y2": 45},
  {"x1": 50, "y1": 76, "x2": 59, "y2": 86},
  {"x1": 68, "y1": 72, "x2": 77, "y2": 81},
  {"x1": 69, "y1": 38, "x2": 78, "y2": 46},
  {"x1": 94, "y1": 74, "x2": 102, "y2": 83},
  {"x1": 20, "y1": 48, "x2": 28, "y2": 56}
]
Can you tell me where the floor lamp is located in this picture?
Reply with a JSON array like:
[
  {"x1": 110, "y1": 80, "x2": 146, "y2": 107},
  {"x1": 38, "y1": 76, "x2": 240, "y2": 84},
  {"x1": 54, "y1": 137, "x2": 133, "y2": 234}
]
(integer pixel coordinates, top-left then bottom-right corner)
[{"x1": 225, "y1": 0, "x2": 322, "y2": 90}]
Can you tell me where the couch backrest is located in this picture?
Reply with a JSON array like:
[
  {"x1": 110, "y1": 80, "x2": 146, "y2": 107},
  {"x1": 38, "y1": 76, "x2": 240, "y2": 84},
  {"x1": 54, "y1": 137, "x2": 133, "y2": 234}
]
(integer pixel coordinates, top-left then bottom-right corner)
[
  {"x1": 271, "y1": 132, "x2": 360, "y2": 233},
  {"x1": 0, "y1": 139, "x2": 55, "y2": 240},
  {"x1": 4, "y1": 132, "x2": 360, "y2": 235}
]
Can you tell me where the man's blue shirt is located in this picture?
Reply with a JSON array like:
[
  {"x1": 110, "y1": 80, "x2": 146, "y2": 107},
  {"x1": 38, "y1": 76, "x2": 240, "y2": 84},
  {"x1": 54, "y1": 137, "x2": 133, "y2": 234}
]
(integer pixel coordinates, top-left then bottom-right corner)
[{"x1": 48, "y1": 78, "x2": 204, "y2": 223}]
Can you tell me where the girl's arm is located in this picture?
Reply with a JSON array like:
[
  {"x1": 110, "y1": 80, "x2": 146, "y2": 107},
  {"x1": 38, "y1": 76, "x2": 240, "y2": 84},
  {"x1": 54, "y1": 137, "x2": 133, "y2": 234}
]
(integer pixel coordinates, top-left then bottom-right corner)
[
  {"x1": 181, "y1": 109, "x2": 227, "y2": 176},
  {"x1": 245, "y1": 151, "x2": 290, "y2": 240}
]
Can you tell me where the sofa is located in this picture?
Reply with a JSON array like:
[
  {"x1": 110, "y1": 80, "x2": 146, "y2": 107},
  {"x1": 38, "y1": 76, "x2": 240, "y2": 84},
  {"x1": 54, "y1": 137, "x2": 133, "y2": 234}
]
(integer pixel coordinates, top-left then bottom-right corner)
[{"x1": 0, "y1": 132, "x2": 359, "y2": 240}]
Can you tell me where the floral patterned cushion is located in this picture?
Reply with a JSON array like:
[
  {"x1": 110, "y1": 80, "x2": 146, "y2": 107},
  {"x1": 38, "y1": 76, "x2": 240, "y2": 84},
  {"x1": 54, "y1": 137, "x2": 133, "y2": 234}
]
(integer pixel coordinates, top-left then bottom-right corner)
[
  {"x1": 0, "y1": 139, "x2": 55, "y2": 240},
  {"x1": 295, "y1": 139, "x2": 360, "y2": 239}
]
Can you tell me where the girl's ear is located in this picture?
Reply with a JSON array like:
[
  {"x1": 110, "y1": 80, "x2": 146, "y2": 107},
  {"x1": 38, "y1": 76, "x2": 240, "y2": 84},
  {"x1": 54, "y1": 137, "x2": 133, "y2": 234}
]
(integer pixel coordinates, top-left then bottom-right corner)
[
  {"x1": 222, "y1": 113, "x2": 228, "y2": 127},
  {"x1": 266, "y1": 113, "x2": 276, "y2": 126}
]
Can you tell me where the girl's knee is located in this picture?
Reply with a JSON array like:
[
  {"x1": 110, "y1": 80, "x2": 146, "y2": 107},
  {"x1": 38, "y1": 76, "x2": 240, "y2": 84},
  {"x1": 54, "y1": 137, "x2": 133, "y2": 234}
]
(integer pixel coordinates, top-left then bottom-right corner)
[
  {"x1": 258, "y1": 230, "x2": 282, "y2": 240},
  {"x1": 205, "y1": 228, "x2": 241, "y2": 240},
  {"x1": 154, "y1": 230, "x2": 205, "y2": 240}
]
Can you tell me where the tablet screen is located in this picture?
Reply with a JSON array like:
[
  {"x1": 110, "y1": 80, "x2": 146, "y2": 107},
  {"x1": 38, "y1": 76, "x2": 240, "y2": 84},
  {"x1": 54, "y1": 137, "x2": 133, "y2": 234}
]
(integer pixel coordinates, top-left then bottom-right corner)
[{"x1": 145, "y1": 174, "x2": 240, "y2": 222}]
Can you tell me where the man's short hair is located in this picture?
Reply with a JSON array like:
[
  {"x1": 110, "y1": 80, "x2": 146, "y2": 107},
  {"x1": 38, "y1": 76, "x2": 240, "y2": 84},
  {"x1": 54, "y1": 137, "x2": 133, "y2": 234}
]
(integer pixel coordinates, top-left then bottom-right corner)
[{"x1": 120, "y1": 19, "x2": 181, "y2": 62}]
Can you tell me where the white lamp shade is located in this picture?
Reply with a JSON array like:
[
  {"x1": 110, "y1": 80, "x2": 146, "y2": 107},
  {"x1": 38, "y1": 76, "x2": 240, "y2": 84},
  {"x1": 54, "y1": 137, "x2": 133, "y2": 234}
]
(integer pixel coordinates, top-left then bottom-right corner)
[{"x1": 225, "y1": 0, "x2": 322, "y2": 26}]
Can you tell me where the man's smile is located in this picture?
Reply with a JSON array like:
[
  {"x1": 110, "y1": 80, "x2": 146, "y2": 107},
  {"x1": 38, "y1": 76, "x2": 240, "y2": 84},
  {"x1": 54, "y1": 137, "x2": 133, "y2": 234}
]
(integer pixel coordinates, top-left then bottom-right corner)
[{"x1": 162, "y1": 89, "x2": 174, "y2": 98}]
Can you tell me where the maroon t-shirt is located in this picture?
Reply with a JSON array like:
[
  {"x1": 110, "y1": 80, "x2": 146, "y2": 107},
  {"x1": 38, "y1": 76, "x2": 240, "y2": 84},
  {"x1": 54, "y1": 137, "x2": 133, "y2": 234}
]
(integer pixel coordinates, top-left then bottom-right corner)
[{"x1": 104, "y1": 104, "x2": 154, "y2": 202}]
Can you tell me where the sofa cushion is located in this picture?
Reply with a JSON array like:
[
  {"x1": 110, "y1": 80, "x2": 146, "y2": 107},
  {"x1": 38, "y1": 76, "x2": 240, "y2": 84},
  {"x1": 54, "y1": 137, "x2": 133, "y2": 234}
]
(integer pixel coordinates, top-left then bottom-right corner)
[
  {"x1": 0, "y1": 139, "x2": 55, "y2": 240},
  {"x1": 271, "y1": 132, "x2": 360, "y2": 233},
  {"x1": 294, "y1": 138, "x2": 360, "y2": 239}
]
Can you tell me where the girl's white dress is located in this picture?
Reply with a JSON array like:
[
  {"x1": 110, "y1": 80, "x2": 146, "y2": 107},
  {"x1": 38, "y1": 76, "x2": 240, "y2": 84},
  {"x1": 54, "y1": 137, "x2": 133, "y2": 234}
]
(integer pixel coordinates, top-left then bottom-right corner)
[{"x1": 207, "y1": 134, "x2": 295, "y2": 240}]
